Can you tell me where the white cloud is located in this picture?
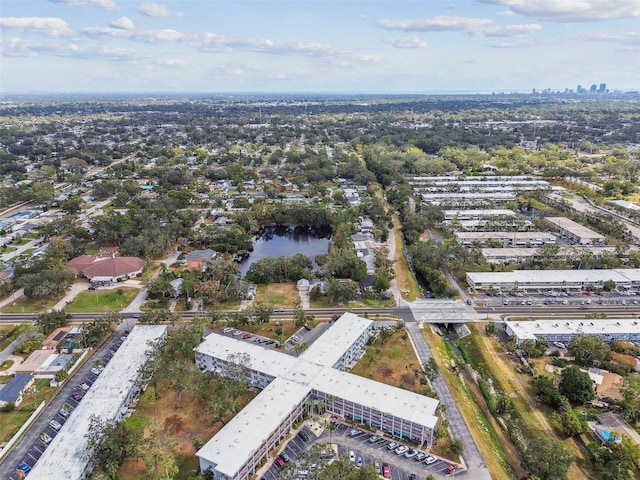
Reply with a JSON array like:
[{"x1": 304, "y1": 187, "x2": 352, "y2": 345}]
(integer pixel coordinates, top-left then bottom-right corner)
[
  {"x1": 384, "y1": 35, "x2": 428, "y2": 48},
  {"x1": 477, "y1": 24, "x2": 542, "y2": 36},
  {"x1": 1, "y1": 35, "x2": 185, "y2": 66},
  {"x1": 377, "y1": 16, "x2": 493, "y2": 32},
  {"x1": 110, "y1": 16, "x2": 135, "y2": 31},
  {"x1": 0, "y1": 17, "x2": 73, "y2": 37},
  {"x1": 82, "y1": 26, "x2": 132, "y2": 39},
  {"x1": 479, "y1": 0, "x2": 640, "y2": 21},
  {"x1": 138, "y1": 2, "x2": 183, "y2": 17},
  {"x1": 49, "y1": 0, "x2": 116, "y2": 10},
  {"x1": 377, "y1": 15, "x2": 541, "y2": 37},
  {"x1": 1, "y1": 36, "x2": 81, "y2": 57},
  {"x1": 131, "y1": 29, "x2": 186, "y2": 43},
  {"x1": 585, "y1": 32, "x2": 640, "y2": 45}
]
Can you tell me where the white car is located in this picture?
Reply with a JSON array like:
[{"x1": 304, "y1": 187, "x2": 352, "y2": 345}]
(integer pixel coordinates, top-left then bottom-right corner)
[
  {"x1": 79, "y1": 383, "x2": 90, "y2": 391},
  {"x1": 349, "y1": 450, "x2": 355, "y2": 462},
  {"x1": 425, "y1": 455, "x2": 437, "y2": 465},
  {"x1": 90, "y1": 367, "x2": 101, "y2": 375},
  {"x1": 40, "y1": 432, "x2": 52, "y2": 444},
  {"x1": 395, "y1": 445, "x2": 409, "y2": 455},
  {"x1": 349, "y1": 428, "x2": 360, "y2": 436},
  {"x1": 404, "y1": 449, "x2": 418, "y2": 458},
  {"x1": 553, "y1": 341, "x2": 566, "y2": 349},
  {"x1": 49, "y1": 419, "x2": 62, "y2": 430},
  {"x1": 387, "y1": 441, "x2": 398, "y2": 450}
]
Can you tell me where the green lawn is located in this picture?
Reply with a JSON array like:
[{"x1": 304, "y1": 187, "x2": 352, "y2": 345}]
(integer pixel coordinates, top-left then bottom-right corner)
[
  {"x1": 0, "y1": 324, "x2": 31, "y2": 350},
  {"x1": 1, "y1": 296, "x2": 60, "y2": 313},
  {"x1": 18, "y1": 248, "x2": 36, "y2": 257},
  {"x1": 66, "y1": 287, "x2": 139, "y2": 313}
]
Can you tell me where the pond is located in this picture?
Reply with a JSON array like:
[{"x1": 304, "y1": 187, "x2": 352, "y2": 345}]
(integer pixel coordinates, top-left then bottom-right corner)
[{"x1": 238, "y1": 226, "x2": 331, "y2": 277}]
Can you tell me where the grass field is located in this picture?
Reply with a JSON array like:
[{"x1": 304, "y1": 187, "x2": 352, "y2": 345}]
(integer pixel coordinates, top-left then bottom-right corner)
[
  {"x1": 254, "y1": 283, "x2": 299, "y2": 308},
  {"x1": 65, "y1": 287, "x2": 139, "y2": 313},
  {"x1": 0, "y1": 295, "x2": 59, "y2": 313},
  {"x1": 0, "y1": 323, "x2": 31, "y2": 350}
]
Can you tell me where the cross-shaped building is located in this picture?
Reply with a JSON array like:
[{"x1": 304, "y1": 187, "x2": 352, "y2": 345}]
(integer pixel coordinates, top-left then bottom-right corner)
[{"x1": 194, "y1": 313, "x2": 440, "y2": 480}]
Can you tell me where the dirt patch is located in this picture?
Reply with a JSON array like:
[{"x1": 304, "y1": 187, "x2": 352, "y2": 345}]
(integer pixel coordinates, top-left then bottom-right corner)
[{"x1": 255, "y1": 283, "x2": 299, "y2": 308}]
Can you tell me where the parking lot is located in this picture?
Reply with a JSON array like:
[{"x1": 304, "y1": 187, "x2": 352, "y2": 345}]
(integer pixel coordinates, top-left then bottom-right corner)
[
  {"x1": 259, "y1": 420, "x2": 464, "y2": 480},
  {"x1": 6, "y1": 333, "x2": 128, "y2": 480}
]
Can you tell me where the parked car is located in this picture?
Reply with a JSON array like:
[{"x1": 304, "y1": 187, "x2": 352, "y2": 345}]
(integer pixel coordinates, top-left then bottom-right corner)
[
  {"x1": 274, "y1": 457, "x2": 285, "y2": 469},
  {"x1": 39, "y1": 432, "x2": 52, "y2": 444},
  {"x1": 425, "y1": 455, "x2": 437, "y2": 465},
  {"x1": 349, "y1": 428, "x2": 360, "y2": 436},
  {"x1": 395, "y1": 445, "x2": 408, "y2": 455},
  {"x1": 349, "y1": 450, "x2": 355, "y2": 462},
  {"x1": 71, "y1": 392, "x2": 83, "y2": 401},
  {"x1": 382, "y1": 463, "x2": 391, "y2": 478},
  {"x1": 356, "y1": 455, "x2": 363, "y2": 467},
  {"x1": 59, "y1": 406, "x2": 71, "y2": 417},
  {"x1": 49, "y1": 419, "x2": 62, "y2": 430},
  {"x1": 373, "y1": 461, "x2": 381, "y2": 474},
  {"x1": 404, "y1": 448, "x2": 418, "y2": 458},
  {"x1": 90, "y1": 367, "x2": 101, "y2": 375},
  {"x1": 387, "y1": 441, "x2": 398, "y2": 450},
  {"x1": 280, "y1": 452, "x2": 290, "y2": 463},
  {"x1": 369, "y1": 435, "x2": 380, "y2": 443},
  {"x1": 448, "y1": 464, "x2": 462, "y2": 473},
  {"x1": 17, "y1": 461, "x2": 31, "y2": 473},
  {"x1": 297, "y1": 431, "x2": 309, "y2": 442},
  {"x1": 79, "y1": 383, "x2": 90, "y2": 391},
  {"x1": 415, "y1": 452, "x2": 427, "y2": 461}
]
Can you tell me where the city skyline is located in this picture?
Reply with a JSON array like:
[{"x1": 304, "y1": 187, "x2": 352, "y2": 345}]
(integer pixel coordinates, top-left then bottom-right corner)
[{"x1": 1, "y1": 0, "x2": 639, "y2": 94}]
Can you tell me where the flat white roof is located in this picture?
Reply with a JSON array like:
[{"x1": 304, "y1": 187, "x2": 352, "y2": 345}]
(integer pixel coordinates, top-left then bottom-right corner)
[
  {"x1": 299, "y1": 312, "x2": 372, "y2": 367},
  {"x1": 467, "y1": 269, "x2": 638, "y2": 285},
  {"x1": 196, "y1": 377, "x2": 311, "y2": 477},
  {"x1": 195, "y1": 333, "x2": 298, "y2": 377},
  {"x1": 505, "y1": 319, "x2": 640, "y2": 341},
  {"x1": 28, "y1": 325, "x2": 167, "y2": 480},
  {"x1": 444, "y1": 209, "x2": 516, "y2": 217},
  {"x1": 311, "y1": 367, "x2": 439, "y2": 430},
  {"x1": 546, "y1": 216, "x2": 605, "y2": 240},
  {"x1": 455, "y1": 231, "x2": 556, "y2": 240}
]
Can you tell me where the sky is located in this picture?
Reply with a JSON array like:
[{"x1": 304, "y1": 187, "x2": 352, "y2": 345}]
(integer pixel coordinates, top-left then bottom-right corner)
[{"x1": 0, "y1": 0, "x2": 639, "y2": 94}]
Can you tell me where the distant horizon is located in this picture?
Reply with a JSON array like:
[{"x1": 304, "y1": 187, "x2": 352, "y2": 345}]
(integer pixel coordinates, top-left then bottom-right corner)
[{"x1": 2, "y1": 87, "x2": 639, "y2": 98}]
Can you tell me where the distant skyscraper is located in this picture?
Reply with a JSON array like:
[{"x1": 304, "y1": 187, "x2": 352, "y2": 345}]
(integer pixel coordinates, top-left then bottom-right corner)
[
  {"x1": 590, "y1": 84, "x2": 597, "y2": 93},
  {"x1": 577, "y1": 85, "x2": 585, "y2": 94},
  {"x1": 598, "y1": 83, "x2": 606, "y2": 93}
]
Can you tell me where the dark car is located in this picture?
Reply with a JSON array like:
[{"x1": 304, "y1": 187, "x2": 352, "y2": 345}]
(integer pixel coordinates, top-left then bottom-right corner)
[
  {"x1": 72, "y1": 392, "x2": 83, "y2": 401},
  {"x1": 297, "y1": 431, "x2": 309, "y2": 442}
]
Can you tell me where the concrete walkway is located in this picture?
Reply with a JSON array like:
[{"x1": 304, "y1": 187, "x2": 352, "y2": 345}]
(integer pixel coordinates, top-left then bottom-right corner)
[{"x1": 387, "y1": 226, "x2": 408, "y2": 307}]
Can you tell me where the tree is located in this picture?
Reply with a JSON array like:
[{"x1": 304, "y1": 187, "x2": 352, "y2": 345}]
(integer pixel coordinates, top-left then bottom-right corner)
[
  {"x1": 559, "y1": 366, "x2": 595, "y2": 405},
  {"x1": 604, "y1": 435, "x2": 640, "y2": 480},
  {"x1": 421, "y1": 358, "x2": 440, "y2": 382},
  {"x1": 485, "y1": 321, "x2": 497, "y2": 336},
  {"x1": 85, "y1": 415, "x2": 143, "y2": 478},
  {"x1": 532, "y1": 376, "x2": 563, "y2": 408},
  {"x1": 35, "y1": 310, "x2": 70, "y2": 335},
  {"x1": 165, "y1": 320, "x2": 204, "y2": 360},
  {"x1": 568, "y1": 334, "x2": 611, "y2": 366},
  {"x1": 522, "y1": 437, "x2": 573, "y2": 480},
  {"x1": 250, "y1": 303, "x2": 273, "y2": 324},
  {"x1": 161, "y1": 359, "x2": 209, "y2": 409},
  {"x1": 621, "y1": 373, "x2": 640, "y2": 422}
]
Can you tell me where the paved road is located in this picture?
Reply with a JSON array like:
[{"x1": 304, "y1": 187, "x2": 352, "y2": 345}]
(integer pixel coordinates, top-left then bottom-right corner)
[
  {"x1": 405, "y1": 320, "x2": 491, "y2": 480},
  {"x1": 0, "y1": 322, "x2": 128, "y2": 478}
]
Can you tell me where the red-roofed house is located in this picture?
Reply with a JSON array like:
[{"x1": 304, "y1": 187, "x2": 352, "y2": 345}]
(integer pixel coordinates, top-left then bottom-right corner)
[{"x1": 68, "y1": 255, "x2": 145, "y2": 283}]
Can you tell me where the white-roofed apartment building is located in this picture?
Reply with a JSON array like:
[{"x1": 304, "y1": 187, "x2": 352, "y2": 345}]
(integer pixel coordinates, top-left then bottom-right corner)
[{"x1": 194, "y1": 312, "x2": 439, "y2": 480}]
